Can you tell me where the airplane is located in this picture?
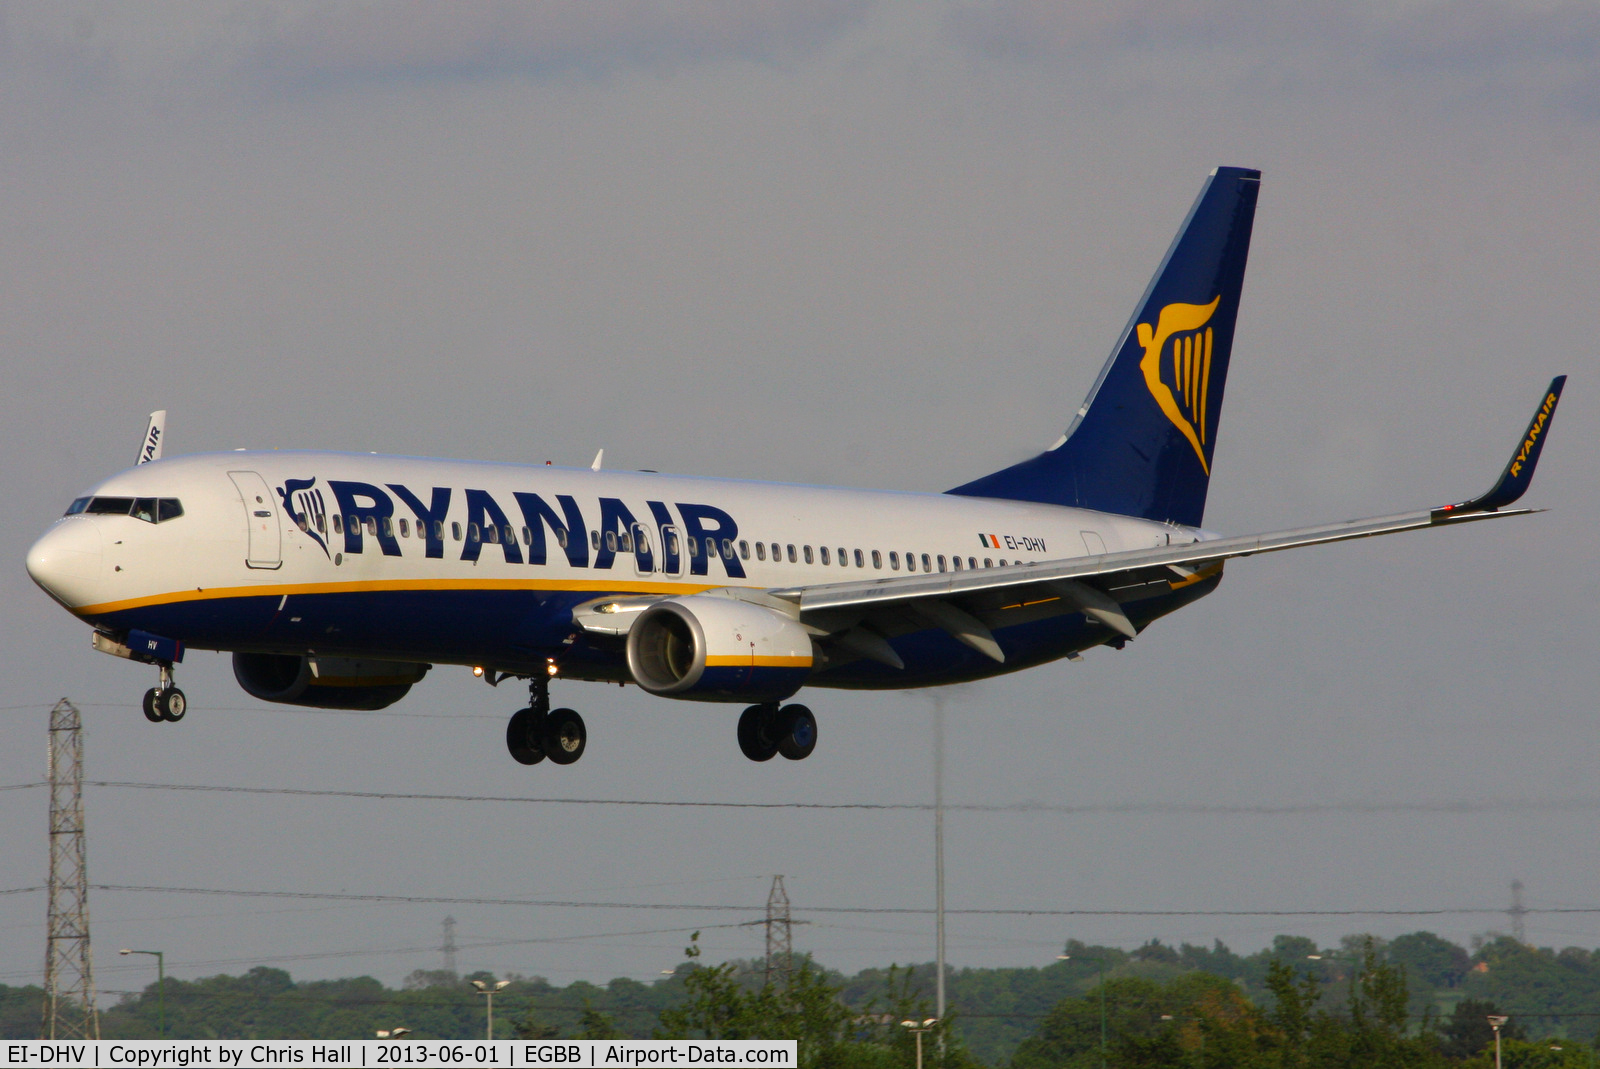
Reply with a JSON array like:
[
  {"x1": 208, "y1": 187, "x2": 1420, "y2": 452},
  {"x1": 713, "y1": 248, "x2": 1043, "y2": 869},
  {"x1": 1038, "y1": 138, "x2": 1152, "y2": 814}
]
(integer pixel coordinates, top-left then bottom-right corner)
[{"x1": 25, "y1": 167, "x2": 1565, "y2": 768}]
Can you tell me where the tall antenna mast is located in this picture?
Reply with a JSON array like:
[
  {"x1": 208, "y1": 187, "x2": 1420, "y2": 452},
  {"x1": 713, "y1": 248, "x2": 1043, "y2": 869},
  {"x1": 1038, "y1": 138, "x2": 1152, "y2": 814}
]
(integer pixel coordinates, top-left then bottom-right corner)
[
  {"x1": 1509, "y1": 881, "x2": 1526, "y2": 944},
  {"x1": 442, "y1": 916, "x2": 458, "y2": 976},
  {"x1": 764, "y1": 876, "x2": 793, "y2": 988},
  {"x1": 43, "y1": 699, "x2": 98, "y2": 1039}
]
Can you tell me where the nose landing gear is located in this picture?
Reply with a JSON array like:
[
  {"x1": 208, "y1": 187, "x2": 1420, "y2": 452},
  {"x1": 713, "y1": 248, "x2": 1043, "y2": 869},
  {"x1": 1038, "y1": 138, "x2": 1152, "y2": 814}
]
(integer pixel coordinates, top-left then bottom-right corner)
[
  {"x1": 504, "y1": 674, "x2": 586, "y2": 766},
  {"x1": 738, "y1": 703, "x2": 817, "y2": 762},
  {"x1": 141, "y1": 663, "x2": 186, "y2": 723}
]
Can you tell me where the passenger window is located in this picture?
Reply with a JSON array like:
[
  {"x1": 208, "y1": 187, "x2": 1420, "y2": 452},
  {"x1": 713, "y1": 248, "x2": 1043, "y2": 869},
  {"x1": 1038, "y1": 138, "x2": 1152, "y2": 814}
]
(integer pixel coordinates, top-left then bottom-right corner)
[
  {"x1": 872, "y1": 550, "x2": 883, "y2": 569},
  {"x1": 803, "y1": 546, "x2": 814, "y2": 564},
  {"x1": 786, "y1": 544, "x2": 797, "y2": 563},
  {"x1": 838, "y1": 548, "x2": 847, "y2": 566},
  {"x1": 591, "y1": 530, "x2": 600, "y2": 550},
  {"x1": 922, "y1": 553, "x2": 932, "y2": 572},
  {"x1": 398, "y1": 518, "x2": 409, "y2": 538},
  {"x1": 689, "y1": 537, "x2": 701, "y2": 558},
  {"x1": 297, "y1": 515, "x2": 309, "y2": 533},
  {"x1": 938, "y1": 555, "x2": 947, "y2": 572},
  {"x1": 707, "y1": 537, "x2": 718, "y2": 559},
  {"x1": 756, "y1": 542, "x2": 766, "y2": 561},
  {"x1": 820, "y1": 546, "x2": 830, "y2": 565},
  {"x1": 332, "y1": 515, "x2": 343, "y2": 535},
  {"x1": 556, "y1": 528, "x2": 569, "y2": 549},
  {"x1": 313, "y1": 512, "x2": 323, "y2": 534},
  {"x1": 522, "y1": 526, "x2": 532, "y2": 545},
  {"x1": 433, "y1": 520, "x2": 444, "y2": 540},
  {"x1": 998, "y1": 558, "x2": 1007, "y2": 566},
  {"x1": 968, "y1": 557, "x2": 977, "y2": 570},
  {"x1": 65, "y1": 497, "x2": 90, "y2": 516},
  {"x1": 382, "y1": 516, "x2": 394, "y2": 538},
  {"x1": 721, "y1": 538, "x2": 733, "y2": 560},
  {"x1": 505, "y1": 526, "x2": 516, "y2": 545},
  {"x1": 362, "y1": 516, "x2": 375, "y2": 536},
  {"x1": 951, "y1": 556, "x2": 961, "y2": 571},
  {"x1": 469, "y1": 523, "x2": 481, "y2": 543},
  {"x1": 984, "y1": 558, "x2": 993, "y2": 568},
  {"x1": 854, "y1": 549, "x2": 864, "y2": 568},
  {"x1": 665, "y1": 531, "x2": 679, "y2": 556},
  {"x1": 452, "y1": 522, "x2": 462, "y2": 541},
  {"x1": 619, "y1": 531, "x2": 633, "y2": 552},
  {"x1": 488, "y1": 524, "x2": 502, "y2": 544},
  {"x1": 889, "y1": 551, "x2": 900, "y2": 570},
  {"x1": 740, "y1": 540, "x2": 750, "y2": 560},
  {"x1": 605, "y1": 531, "x2": 617, "y2": 552}
]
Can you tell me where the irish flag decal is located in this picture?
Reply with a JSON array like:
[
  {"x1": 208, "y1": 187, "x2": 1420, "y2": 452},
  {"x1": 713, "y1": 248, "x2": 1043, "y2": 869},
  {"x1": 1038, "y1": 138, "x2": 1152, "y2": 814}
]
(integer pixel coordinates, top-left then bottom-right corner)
[{"x1": 978, "y1": 533, "x2": 1001, "y2": 549}]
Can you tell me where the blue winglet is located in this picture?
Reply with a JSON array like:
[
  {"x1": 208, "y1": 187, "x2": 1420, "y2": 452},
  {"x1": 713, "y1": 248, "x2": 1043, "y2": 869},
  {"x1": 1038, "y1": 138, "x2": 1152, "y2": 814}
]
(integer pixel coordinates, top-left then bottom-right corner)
[{"x1": 1432, "y1": 376, "x2": 1566, "y2": 519}]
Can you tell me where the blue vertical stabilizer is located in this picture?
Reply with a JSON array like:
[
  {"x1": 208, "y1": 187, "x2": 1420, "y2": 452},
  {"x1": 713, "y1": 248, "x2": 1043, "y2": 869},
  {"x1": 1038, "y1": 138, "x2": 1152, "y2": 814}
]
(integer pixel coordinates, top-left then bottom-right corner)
[{"x1": 947, "y1": 167, "x2": 1261, "y2": 527}]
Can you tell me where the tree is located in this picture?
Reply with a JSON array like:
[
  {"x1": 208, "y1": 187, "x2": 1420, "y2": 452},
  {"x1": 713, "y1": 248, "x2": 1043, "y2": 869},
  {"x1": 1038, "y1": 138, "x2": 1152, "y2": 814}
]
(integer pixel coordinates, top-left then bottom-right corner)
[{"x1": 1442, "y1": 1000, "x2": 1524, "y2": 1060}]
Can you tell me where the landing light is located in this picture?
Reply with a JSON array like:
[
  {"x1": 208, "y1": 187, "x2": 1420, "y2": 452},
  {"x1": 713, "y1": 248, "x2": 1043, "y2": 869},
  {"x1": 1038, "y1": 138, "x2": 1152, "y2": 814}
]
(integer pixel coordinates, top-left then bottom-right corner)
[{"x1": 472, "y1": 666, "x2": 484, "y2": 677}]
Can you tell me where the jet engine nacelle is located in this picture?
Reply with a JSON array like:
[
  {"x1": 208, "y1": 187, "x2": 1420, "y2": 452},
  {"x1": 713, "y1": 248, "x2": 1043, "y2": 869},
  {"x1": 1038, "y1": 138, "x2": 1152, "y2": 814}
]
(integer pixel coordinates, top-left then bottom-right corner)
[
  {"x1": 232, "y1": 652, "x2": 429, "y2": 710},
  {"x1": 625, "y1": 595, "x2": 813, "y2": 703}
]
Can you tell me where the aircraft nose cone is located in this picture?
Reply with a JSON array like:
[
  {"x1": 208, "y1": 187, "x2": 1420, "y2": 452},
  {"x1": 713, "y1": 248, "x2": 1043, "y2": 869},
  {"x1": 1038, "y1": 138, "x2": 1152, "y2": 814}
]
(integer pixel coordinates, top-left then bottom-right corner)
[{"x1": 26, "y1": 519, "x2": 104, "y2": 607}]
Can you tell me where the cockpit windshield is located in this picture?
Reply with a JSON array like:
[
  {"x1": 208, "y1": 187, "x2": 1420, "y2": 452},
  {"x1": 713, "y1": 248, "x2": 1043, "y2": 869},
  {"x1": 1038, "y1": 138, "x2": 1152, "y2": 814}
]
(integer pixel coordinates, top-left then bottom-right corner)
[{"x1": 65, "y1": 496, "x2": 183, "y2": 523}]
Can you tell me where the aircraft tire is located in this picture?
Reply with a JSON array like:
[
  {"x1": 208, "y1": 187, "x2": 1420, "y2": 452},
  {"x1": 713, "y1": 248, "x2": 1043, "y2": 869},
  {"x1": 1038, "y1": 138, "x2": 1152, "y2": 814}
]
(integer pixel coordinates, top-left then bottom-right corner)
[
  {"x1": 160, "y1": 688, "x2": 187, "y2": 722},
  {"x1": 737, "y1": 704, "x2": 780, "y2": 762},
  {"x1": 506, "y1": 708, "x2": 546, "y2": 765},
  {"x1": 142, "y1": 689, "x2": 164, "y2": 723},
  {"x1": 775, "y1": 704, "x2": 817, "y2": 761},
  {"x1": 543, "y1": 708, "x2": 586, "y2": 765}
]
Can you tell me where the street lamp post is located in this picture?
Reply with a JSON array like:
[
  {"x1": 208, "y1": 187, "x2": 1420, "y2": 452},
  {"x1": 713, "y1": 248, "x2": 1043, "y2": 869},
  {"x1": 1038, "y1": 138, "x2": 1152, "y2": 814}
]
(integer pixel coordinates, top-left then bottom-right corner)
[
  {"x1": 472, "y1": 980, "x2": 511, "y2": 1040},
  {"x1": 1488, "y1": 1016, "x2": 1509, "y2": 1069},
  {"x1": 901, "y1": 1018, "x2": 938, "y2": 1069},
  {"x1": 119, "y1": 949, "x2": 165, "y2": 1039},
  {"x1": 1058, "y1": 954, "x2": 1108, "y2": 1069}
]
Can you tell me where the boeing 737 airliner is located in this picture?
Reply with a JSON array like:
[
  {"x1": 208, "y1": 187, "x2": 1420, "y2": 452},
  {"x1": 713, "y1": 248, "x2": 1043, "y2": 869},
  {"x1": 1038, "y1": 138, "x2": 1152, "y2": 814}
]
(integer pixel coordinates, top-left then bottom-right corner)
[{"x1": 25, "y1": 168, "x2": 1565, "y2": 767}]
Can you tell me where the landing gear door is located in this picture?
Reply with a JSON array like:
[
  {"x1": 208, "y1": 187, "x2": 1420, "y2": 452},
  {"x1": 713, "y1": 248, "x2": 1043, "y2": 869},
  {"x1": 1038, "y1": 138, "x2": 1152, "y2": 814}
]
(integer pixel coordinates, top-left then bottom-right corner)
[{"x1": 229, "y1": 471, "x2": 283, "y2": 569}]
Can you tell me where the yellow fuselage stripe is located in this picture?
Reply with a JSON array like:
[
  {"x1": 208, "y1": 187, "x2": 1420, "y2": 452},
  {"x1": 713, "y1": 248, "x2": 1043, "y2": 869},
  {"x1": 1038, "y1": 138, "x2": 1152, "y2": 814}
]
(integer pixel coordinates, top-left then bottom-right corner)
[{"x1": 73, "y1": 576, "x2": 722, "y2": 617}]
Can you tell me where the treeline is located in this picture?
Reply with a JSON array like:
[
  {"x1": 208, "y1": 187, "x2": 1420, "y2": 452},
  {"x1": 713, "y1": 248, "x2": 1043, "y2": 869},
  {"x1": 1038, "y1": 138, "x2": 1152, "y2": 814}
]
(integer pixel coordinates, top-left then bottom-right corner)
[{"x1": 5, "y1": 930, "x2": 1600, "y2": 1066}]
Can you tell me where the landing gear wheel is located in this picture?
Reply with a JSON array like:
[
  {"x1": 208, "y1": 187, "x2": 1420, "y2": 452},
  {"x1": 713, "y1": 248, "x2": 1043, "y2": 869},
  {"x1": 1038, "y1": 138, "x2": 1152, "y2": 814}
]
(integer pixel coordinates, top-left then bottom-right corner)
[
  {"x1": 542, "y1": 708, "x2": 586, "y2": 765},
  {"x1": 160, "y1": 688, "x2": 187, "y2": 722},
  {"x1": 775, "y1": 704, "x2": 817, "y2": 761},
  {"x1": 142, "y1": 689, "x2": 164, "y2": 723},
  {"x1": 738, "y1": 704, "x2": 780, "y2": 762},
  {"x1": 506, "y1": 708, "x2": 546, "y2": 765}
]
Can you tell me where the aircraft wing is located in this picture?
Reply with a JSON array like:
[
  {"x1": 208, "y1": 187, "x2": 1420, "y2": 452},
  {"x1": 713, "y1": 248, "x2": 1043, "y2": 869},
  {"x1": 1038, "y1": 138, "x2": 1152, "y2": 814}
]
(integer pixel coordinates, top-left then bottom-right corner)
[{"x1": 767, "y1": 377, "x2": 1564, "y2": 664}]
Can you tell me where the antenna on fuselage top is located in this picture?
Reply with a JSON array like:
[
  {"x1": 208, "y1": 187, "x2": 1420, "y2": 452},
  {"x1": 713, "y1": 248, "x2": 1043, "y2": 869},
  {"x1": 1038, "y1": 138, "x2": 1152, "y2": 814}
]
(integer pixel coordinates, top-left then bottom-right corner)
[
  {"x1": 136, "y1": 411, "x2": 166, "y2": 466},
  {"x1": 591, "y1": 449, "x2": 604, "y2": 472}
]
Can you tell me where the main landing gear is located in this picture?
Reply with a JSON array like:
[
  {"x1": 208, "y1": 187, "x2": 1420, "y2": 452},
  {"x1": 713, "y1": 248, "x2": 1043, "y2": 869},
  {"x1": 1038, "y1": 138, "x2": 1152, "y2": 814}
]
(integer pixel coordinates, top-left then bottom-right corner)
[
  {"x1": 738, "y1": 703, "x2": 817, "y2": 762},
  {"x1": 141, "y1": 663, "x2": 186, "y2": 724},
  {"x1": 505, "y1": 675, "x2": 586, "y2": 766}
]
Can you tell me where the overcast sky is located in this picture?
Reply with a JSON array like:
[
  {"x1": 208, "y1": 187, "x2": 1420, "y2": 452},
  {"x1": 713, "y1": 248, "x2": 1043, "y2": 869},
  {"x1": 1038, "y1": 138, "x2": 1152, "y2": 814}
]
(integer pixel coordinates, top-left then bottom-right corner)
[{"x1": 2, "y1": 1, "x2": 1598, "y2": 1001}]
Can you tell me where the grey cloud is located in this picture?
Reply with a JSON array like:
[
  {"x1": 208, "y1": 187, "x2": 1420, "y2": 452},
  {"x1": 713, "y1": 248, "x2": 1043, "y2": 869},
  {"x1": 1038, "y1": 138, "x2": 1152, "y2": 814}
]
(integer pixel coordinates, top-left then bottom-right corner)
[
  {"x1": 945, "y1": 0, "x2": 1600, "y2": 114},
  {"x1": 0, "y1": 1, "x2": 872, "y2": 96}
]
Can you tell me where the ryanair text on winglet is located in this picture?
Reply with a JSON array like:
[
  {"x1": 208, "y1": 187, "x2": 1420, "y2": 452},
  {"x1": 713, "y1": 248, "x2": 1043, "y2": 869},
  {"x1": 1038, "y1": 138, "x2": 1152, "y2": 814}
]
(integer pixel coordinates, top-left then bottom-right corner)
[{"x1": 1508, "y1": 390, "x2": 1560, "y2": 479}]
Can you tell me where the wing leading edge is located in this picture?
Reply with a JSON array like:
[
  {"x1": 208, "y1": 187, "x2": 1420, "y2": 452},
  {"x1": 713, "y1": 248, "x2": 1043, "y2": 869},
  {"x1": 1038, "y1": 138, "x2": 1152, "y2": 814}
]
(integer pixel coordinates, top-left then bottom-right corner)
[{"x1": 771, "y1": 378, "x2": 1566, "y2": 643}]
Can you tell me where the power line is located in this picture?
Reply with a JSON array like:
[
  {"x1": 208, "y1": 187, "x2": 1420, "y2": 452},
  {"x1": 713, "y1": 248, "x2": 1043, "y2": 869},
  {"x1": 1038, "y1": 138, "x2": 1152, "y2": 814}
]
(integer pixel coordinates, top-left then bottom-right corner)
[
  {"x1": 2, "y1": 884, "x2": 1589, "y2": 917},
  {"x1": 7, "y1": 779, "x2": 1600, "y2": 817}
]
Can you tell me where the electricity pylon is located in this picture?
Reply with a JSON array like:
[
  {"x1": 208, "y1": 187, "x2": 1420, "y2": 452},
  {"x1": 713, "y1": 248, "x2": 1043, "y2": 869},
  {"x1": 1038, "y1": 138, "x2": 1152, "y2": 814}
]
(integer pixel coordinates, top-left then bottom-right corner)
[{"x1": 43, "y1": 699, "x2": 98, "y2": 1039}]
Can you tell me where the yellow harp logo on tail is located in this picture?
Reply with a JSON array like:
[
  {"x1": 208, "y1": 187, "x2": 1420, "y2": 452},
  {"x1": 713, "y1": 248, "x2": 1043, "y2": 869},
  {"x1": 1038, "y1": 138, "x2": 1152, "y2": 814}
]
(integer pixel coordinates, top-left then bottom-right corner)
[{"x1": 1137, "y1": 296, "x2": 1221, "y2": 474}]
